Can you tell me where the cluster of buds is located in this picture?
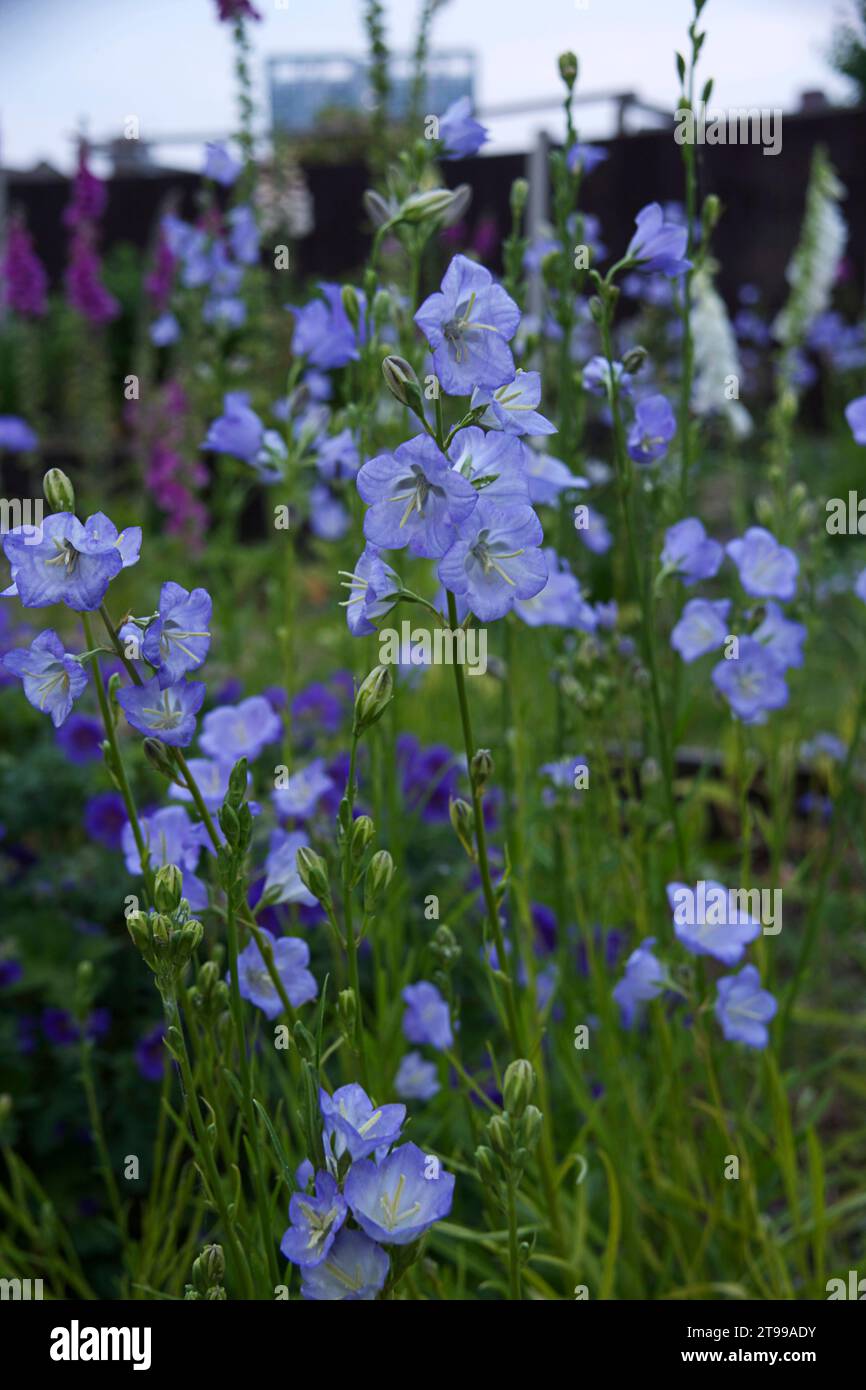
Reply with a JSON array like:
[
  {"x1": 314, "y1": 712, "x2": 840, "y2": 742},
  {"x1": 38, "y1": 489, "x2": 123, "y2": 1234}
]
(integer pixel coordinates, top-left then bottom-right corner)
[
  {"x1": 188, "y1": 957, "x2": 230, "y2": 1026},
  {"x1": 475, "y1": 1060, "x2": 543, "y2": 1192},
  {"x1": 126, "y1": 865, "x2": 203, "y2": 991},
  {"x1": 184, "y1": 1244, "x2": 226, "y2": 1301}
]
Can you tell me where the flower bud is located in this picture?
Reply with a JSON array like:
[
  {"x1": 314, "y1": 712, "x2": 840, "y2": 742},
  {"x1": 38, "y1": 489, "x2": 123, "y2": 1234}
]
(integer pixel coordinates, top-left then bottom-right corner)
[
  {"x1": 175, "y1": 919, "x2": 204, "y2": 969},
  {"x1": 503, "y1": 1059, "x2": 535, "y2": 1119},
  {"x1": 487, "y1": 1113, "x2": 512, "y2": 1160},
  {"x1": 227, "y1": 758, "x2": 248, "y2": 808},
  {"x1": 126, "y1": 909, "x2": 151, "y2": 954},
  {"x1": 143, "y1": 737, "x2": 178, "y2": 781},
  {"x1": 363, "y1": 189, "x2": 394, "y2": 228},
  {"x1": 43, "y1": 467, "x2": 75, "y2": 515},
  {"x1": 399, "y1": 187, "x2": 460, "y2": 225},
  {"x1": 449, "y1": 797, "x2": 476, "y2": 860},
  {"x1": 622, "y1": 345, "x2": 648, "y2": 375},
  {"x1": 192, "y1": 1243, "x2": 225, "y2": 1293},
  {"x1": 350, "y1": 815, "x2": 375, "y2": 864},
  {"x1": 341, "y1": 284, "x2": 361, "y2": 332},
  {"x1": 470, "y1": 748, "x2": 493, "y2": 794},
  {"x1": 475, "y1": 1144, "x2": 500, "y2": 1186},
  {"x1": 296, "y1": 845, "x2": 332, "y2": 909},
  {"x1": 701, "y1": 193, "x2": 722, "y2": 239},
  {"x1": 558, "y1": 51, "x2": 578, "y2": 88},
  {"x1": 353, "y1": 664, "x2": 394, "y2": 735},
  {"x1": 438, "y1": 183, "x2": 472, "y2": 228},
  {"x1": 338, "y1": 987, "x2": 357, "y2": 1037},
  {"x1": 154, "y1": 864, "x2": 183, "y2": 914},
  {"x1": 364, "y1": 849, "x2": 394, "y2": 913},
  {"x1": 509, "y1": 177, "x2": 529, "y2": 222},
  {"x1": 382, "y1": 355, "x2": 422, "y2": 409},
  {"x1": 520, "y1": 1104, "x2": 544, "y2": 1151}
]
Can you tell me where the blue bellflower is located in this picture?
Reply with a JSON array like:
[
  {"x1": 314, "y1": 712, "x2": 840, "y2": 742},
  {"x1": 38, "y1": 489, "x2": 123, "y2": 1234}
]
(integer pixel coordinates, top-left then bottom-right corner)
[
  {"x1": 401, "y1": 981, "x2": 453, "y2": 1051},
  {"x1": 715, "y1": 965, "x2": 776, "y2": 1048},
  {"x1": 2, "y1": 630, "x2": 88, "y2": 727},
  {"x1": 712, "y1": 636, "x2": 788, "y2": 723},
  {"x1": 667, "y1": 881, "x2": 761, "y2": 965},
  {"x1": 414, "y1": 254, "x2": 520, "y2": 397},
  {"x1": 662, "y1": 518, "x2": 723, "y2": 584},
  {"x1": 117, "y1": 675, "x2": 205, "y2": 747},
  {"x1": 437, "y1": 498, "x2": 547, "y2": 622},
  {"x1": 671, "y1": 598, "x2": 730, "y2": 662},
  {"x1": 280, "y1": 1170, "x2": 347, "y2": 1268},
  {"x1": 142, "y1": 581, "x2": 212, "y2": 688},
  {"x1": 320, "y1": 1083, "x2": 406, "y2": 1162},
  {"x1": 299, "y1": 1228, "x2": 388, "y2": 1301},
  {"x1": 437, "y1": 96, "x2": 489, "y2": 158},
  {"x1": 344, "y1": 1141, "x2": 455, "y2": 1245},
  {"x1": 626, "y1": 202, "x2": 691, "y2": 277},
  {"x1": 471, "y1": 370, "x2": 556, "y2": 436},
  {"x1": 726, "y1": 527, "x2": 798, "y2": 601},
  {"x1": 233, "y1": 935, "x2": 317, "y2": 1018},
  {"x1": 394, "y1": 1051, "x2": 441, "y2": 1101},
  {"x1": 3, "y1": 511, "x2": 139, "y2": 611},
  {"x1": 447, "y1": 428, "x2": 530, "y2": 506},
  {"x1": 200, "y1": 694, "x2": 281, "y2": 761},
  {"x1": 613, "y1": 938, "x2": 666, "y2": 1027},
  {"x1": 358, "y1": 434, "x2": 478, "y2": 558},
  {"x1": 340, "y1": 545, "x2": 400, "y2": 637},
  {"x1": 627, "y1": 394, "x2": 677, "y2": 464}
]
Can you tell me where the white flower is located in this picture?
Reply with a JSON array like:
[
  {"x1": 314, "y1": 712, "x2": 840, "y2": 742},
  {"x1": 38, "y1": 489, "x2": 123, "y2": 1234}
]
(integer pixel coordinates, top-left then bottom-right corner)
[
  {"x1": 773, "y1": 148, "x2": 846, "y2": 351},
  {"x1": 691, "y1": 264, "x2": 753, "y2": 439}
]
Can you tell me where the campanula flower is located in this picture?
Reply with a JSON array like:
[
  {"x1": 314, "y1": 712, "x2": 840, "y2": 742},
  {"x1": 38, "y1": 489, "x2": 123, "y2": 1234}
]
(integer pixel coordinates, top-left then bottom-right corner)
[
  {"x1": 667, "y1": 881, "x2": 761, "y2": 965},
  {"x1": 358, "y1": 434, "x2": 478, "y2": 558},
  {"x1": 626, "y1": 202, "x2": 691, "y2": 277},
  {"x1": 401, "y1": 981, "x2": 453, "y2": 1051},
  {"x1": 203, "y1": 142, "x2": 242, "y2": 186},
  {"x1": 227, "y1": 205, "x2": 259, "y2": 264},
  {"x1": 524, "y1": 449, "x2": 581, "y2": 506},
  {"x1": 437, "y1": 96, "x2": 488, "y2": 159},
  {"x1": 0, "y1": 416, "x2": 38, "y2": 452},
  {"x1": 272, "y1": 758, "x2": 334, "y2": 820},
  {"x1": 438, "y1": 498, "x2": 546, "y2": 622},
  {"x1": 200, "y1": 694, "x2": 281, "y2": 761},
  {"x1": 715, "y1": 964, "x2": 776, "y2": 1048},
  {"x1": 122, "y1": 805, "x2": 208, "y2": 911},
  {"x1": 309, "y1": 483, "x2": 350, "y2": 540},
  {"x1": 845, "y1": 394, "x2": 866, "y2": 445},
  {"x1": 201, "y1": 392, "x2": 264, "y2": 464},
  {"x1": 287, "y1": 283, "x2": 364, "y2": 370},
  {"x1": 711, "y1": 636, "x2": 788, "y2": 723},
  {"x1": 394, "y1": 1051, "x2": 441, "y2": 1101},
  {"x1": 142, "y1": 581, "x2": 212, "y2": 688},
  {"x1": 471, "y1": 370, "x2": 556, "y2": 436},
  {"x1": 320, "y1": 1082, "x2": 406, "y2": 1162},
  {"x1": 627, "y1": 394, "x2": 677, "y2": 464},
  {"x1": 662, "y1": 518, "x2": 723, "y2": 584},
  {"x1": 447, "y1": 428, "x2": 530, "y2": 506},
  {"x1": 671, "y1": 598, "x2": 730, "y2": 662},
  {"x1": 315, "y1": 428, "x2": 360, "y2": 481},
  {"x1": 753, "y1": 601, "x2": 806, "y2": 670},
  {"x1": 514, "y1": 548, "x2": 596, "y2": 630},
  {"x1": 566, "y1": 142, "x2": 608, "y2": 175},
  {"x1": 299, "y1": 1228, "x2": 388, "y2": 1301},
  {"x1": 613, "y1": 938, "x2": 666, "y2": 1027},
  {"x1": 344, "y1": 1142, "x2": 455, "y2": 1245},
  {"x1": 575, "y1": 504, "x2": 613, "y2": 554},
  {"x1": 726, "y1": 527, "x2": 798, "y2": 601},
  {"x1": 84, "y1": 791, "x2": 127, "y2": 849},
  {"x1": 280, "y1": 1171, "x2": 347, "y2": 1268},
  {"x1": 168, "y1": 757, "x2": 234, "y2": 811},
  {"x1": 340, "y1": 546, "x2": 400, "y2": 637},
  {"x1": 414, "y1": 254, "x2": 520, "y2": 397},
  {"x1": 3, "y1": 511, "x2": 138, "y2": 611},
  {"x1": 55, "y1": 712, "x2": 102, "y2": 763},
  {"x1": 2, "y1": 630, "x2": 87, "y2": 726},
  {"x1": 262, "y1": 829, "x2": 318, "y2": 906},
  {"x1": 118, "y1": 675, "x2": 205, "y2": 747},
  {"x1": 150, "y1": 312, "x2": 181, "y2": 347},
  {"x1": 582, "y1": 356, "x2": 632, "y2": 400},
  {"x1": 233, "y1": 935, "x2": 317, "y2": 1018}
]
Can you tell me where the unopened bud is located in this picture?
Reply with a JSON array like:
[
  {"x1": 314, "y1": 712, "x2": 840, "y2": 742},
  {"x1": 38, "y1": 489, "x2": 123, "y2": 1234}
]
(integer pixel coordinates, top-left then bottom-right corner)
[
  {"x1": 143, "y1": 737, "x2": 177, "y2": 781},
  {"x1": 154, "y1": 864, "x2": 183, "y2": 914},
  {"x1": 350, "y1": 815, "x2": 375, "y2": 864},
  {"x1": 520, "y1": 1104, "x2": 544, "y2": 1150},
  {"x1": 503, "y1": 1059, "x2": 535, "y2": 1119},
  {"x1": 449, "y1": 797, "x2": 476, "y2": 860},
  {"x1": 364, "y1": 849, "x2": 394, "y2": 913},
  {"x1": 43, "y1": 467, "x2": 75, "y2": 514},
  {"x1": 622, "y1": 345, "x2": 648, "y2": 375},
  {"x1": 353, "y1": 664, "x2": 394, "y2": 735},
  {"x1": 341, "y1": 284, "x2": 361, "y2": 332},
  {"x1": 296, "y1": 846, "x2": 332, "y2": 909},
  {"x1": 510, "y1": 177, "x2": 529, "y2": 223},
  {"x1": 382, "y1": 355, "x2": 422, "y2": 409},
  {"x1": 558, "y1": 51, "x2": 578, "y2": 89},
  {"x1": 470, "y1": 748, "x2": 493, "y2": 793},
  {"x1": 487, "y1": 1114, "x2": 512, "y2": 1160}
]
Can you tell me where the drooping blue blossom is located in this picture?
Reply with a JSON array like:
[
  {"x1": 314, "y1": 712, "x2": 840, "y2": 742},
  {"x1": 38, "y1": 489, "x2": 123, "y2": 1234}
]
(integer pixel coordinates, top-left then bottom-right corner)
[
  {"x1": 200, "y1": 694, "x2": 281, "y2": 761},
  {"x1": 273, "y1": 758, "x2": 334, "y2": 820},
  {"x1": 340, "y1": 545, "x2": 400, "y2": 637},
  {"x1": 3, "y1": 511, "x2": 139, "y2": 611},
  {"x1": 711, "y1": 636, "x2": 788, "y2": 723},
  {"x1": 626, "y1": 202, "x2": 691, "y2": 277},
  {"x1": 414, "y1": 254, "x2": 520, "y2": 397},
  {"x1": 262, "y1": 829, "x2": 318, "y2": 906},
  {"x1": 662, "y1": 518, "x2": 723, "y2": 584},
  {"x1": 401, "y1": 981, "x2": 453, "y2": 1051},
  {"x1": 844, "y1": 394, "x2": 866, "y2": 445},
  {"x1": 142, "y1": 581, "x2": 212, "y2": 688},
  {"x1": 470, "y1": 370, "x2": 556, "y2": 436},
  {"x1": 523, "y1": 449, "x2": 581, "y2": 506},
  {"x1": 671, "y1": 598, "x2": 730, "y2": 662},
  {"x1": 358, "y1": 434, "x2": 478, "y2": 558},
  {"x1": 117, "y1": 675, "x2": 205, "y2": 747},
  {"x1": 715, "y1": 964, "x2": 776, "y2": 1048},
  {"x1": 345, "y1": 1141, "x2": 455, "y2": 1245},
  {"x1": 447, "y1": 428, "x2": 530, "y2": 506},
  {"x1": 2, "y1": 630, "x2": 87, "y2": 726},
  {"x1": 438, "y1": 498, "x2": 547, "y2": 622},
  {"x1": 320, "y1": 1083, "x2": 406, "y2": 1162},
  {"x1": 280, "y1": 1170, "x2": 347, "y2": 1268},
  {"x1": 567, "y1": 142, "x2": 608, "y2": 175},
  {"x1": 613, "y1": 937, "x2": 666, "y2": 1027},
  {"x1": 753, "y1": 600, "x2": 806, "y2": 670},
  {"x1": 299, "y1": 1228, "x2": 388, "y2": 1301},
  {"x1": 122, "y1": 805, "x2": 208, "y2": 911},
  {"x1": 627, "y1": 394, "x2": 677, "y2": 464},
  {"x1": 201, "y1": 392, "x2": 264, "y2": 464},
  {"x1": 726, "y1": 527, "x2": 798, "y2": 601},
  {"x1": 394, "y1": 1051, "x2": 440, "y2": 1101},
  {"x1": 203, "y1": 141, "x2": 242, "y2": 186},
  {"x1": 0, "y1": 416, "x2": 38, "y2": 452},
  {"x1": 437, "y1": 95, "x2": 488, "y2": 158},
  {"x1": 582, "y1": 355, "x2": 632, "y2": 400},
  {"x1": 233, "y1": 935, "x2": 317, "y2": 1018},
  {"x1": 514, "y1": 548, "x2": 596, "y2": 630},
  {"x1": 666, "y1": 881, "x2": 761, "y2": 965},
  {"x1": 287, "y1": 283, "x2": 364, "y2": 370}
]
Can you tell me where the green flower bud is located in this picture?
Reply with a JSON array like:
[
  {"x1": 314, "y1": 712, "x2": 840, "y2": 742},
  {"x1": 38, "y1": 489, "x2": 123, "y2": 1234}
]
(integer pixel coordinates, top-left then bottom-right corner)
[
  {"x1": 558, "y1": 51, "x2": 578, "y2": 88},
  {"x1": 350, "y1": 815, "x2": 375, "y2": 865},
  {"x1": 382, "y1": 354, "x2": 422, "y2": 409},
  {"x1": 475, "y1": 1144, "x2": 500, "y2": 1186},
  {"x1": 353, "y1": 664, "x2": 394, "y2": 735},
  {"x1": 487, "y1": 1113, "x2": 513, "y2": 1161},
  {"x1": 448, "y1": 797, "x2": 476, "y2": 861},
  {"x1": 192, "y1": 1243, "x2": 225, "y2": 1293},
  {"x1": 701, "y1": 193, "x2": 722, "y2": 238},
  {"x1": 363, "y1": 189, "x2": 394, "y2": 228},
  {"x1": 341, "y1": 284, "x2": 361, "y2": 332},
  {"x1": 175, "y1": 919, "x2": 204, "y2": 969},
  {"x1": 470, "y1": 748, "x2": 493, "y2": 794},
  {"x1": 126, "y1": 909, "x2": 151, "y2": 955},
  {"x1": 503, "y1": 1059, "x2": 535, "y2": 1119},
  {"x1": 154, "y1": 864, "x2": 183, "y2": 914},
  {"x1": 143, "y1": 737, "x2": 178, "y2": 781},
  {"x1": 338, "y1": 987, "x2": 357, "y2": 1037},
  {"x1": 296, "y1": 845, "x2": 332, "y2": 909},
  {"x1": 363, "y1": 849, "x2": 394, "y2": 913},
  {"x1": 227, "y1": 758, "x2": 248, "y2": 808},
  {"x1": 399, "y1": 187, "x2": 460, "y2": 225},
  {"x1": 509, "y1": 177, "x2": 529, "y2": 222},
  {"x1": 520, "y1": 1104, "x2": 544, "y2": 1151},
  {"x1": 622, "y1": 345, "x2": 648, "y2": 375},
  {"x1": 43, "y1": 467, "x2": 76, "y2": 514}
]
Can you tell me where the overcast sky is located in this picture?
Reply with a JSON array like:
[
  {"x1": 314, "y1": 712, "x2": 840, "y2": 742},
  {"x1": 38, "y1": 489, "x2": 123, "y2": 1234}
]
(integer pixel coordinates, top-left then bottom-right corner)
[{"x1": 0, "y1": 0, "x2": 856, "y2": 172}]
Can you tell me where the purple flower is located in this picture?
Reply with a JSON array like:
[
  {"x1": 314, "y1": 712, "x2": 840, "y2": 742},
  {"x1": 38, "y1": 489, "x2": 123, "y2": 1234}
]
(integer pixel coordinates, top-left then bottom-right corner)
[
  {"x1": 394, "y1": 1051, "x2": 440, "y2": 1101},
  {"x1": 203, "y1": 142, "x2": 242, "y2": 186},
  {"x1": 627, "y1": 394, "x2": 677, "y2": 464},
  {"x1": 711, "y1": 636, "x2": 788, "y2": 723},
  {"x1": 215, "y1": 0, "x2": 262, "y2": 21},
  {"x1": 667, "y1": 881, "x2": 761, "y2": 965},
  {"x1": 844, "y1": 394, "x2": 866, "y2": 445},
  {"x1": 0, "y1": 958, "x2": 23, "y2": 989},
  {"x1": 3, "y1": 630, "x2": 87, "y2": 726},
  {"x1": 662, "y1": 518, "x2": 723, "y2": 584},
  {"x1": 582, "y1": 356, "x2": 631, "y2": 400},
  {"x1": 117, "y1": 675, "x2": 205, "y2": 747},
  {"x1": 3, "y1": 511, "x2": 138, "y2": 611},
  {"x1": 84, "y1": 791, "x2": 127, "y2": 850},
  {"x1": 309, "y1": 483, "x2": 350, "y2": 540},
  {"x1": 135, "y1": 1025, "x2": 166, "y2": 1082},
  {"x1": 447, "y1": 428, "x2": 530, "y2": 506},
  {"x1": 288, "y1": 284, "x2": 363, "y2": 370},
  {"x1": 402, "y1": 981, "x2": 453, "y2": 1051},
  {"x1": 344, "y1": 1142, "x2": 455, "y2": 1245},
  {"x1": 438, "y1": 96, "x2": 488, "y2": 159},
  {"x1": 753, "y1": 601, "x2": 806, "y2": 671},
  {"x1": 142, "y1": 581, "x2": 212, "y2": 688},
  {"x1": 726, "y1": 527, "x2": 798, "y2": 601},
  {"x1": 340, "y1": 546, "x2": 400, "y2": 637},
  {"x1": 856, "y1": 569, "x2": 866, "y2": 605},
  {"x1": 227, "y1": 204, "x2": 259, "y2": 264},
  {"x1": 626, "y1": 202, "x2": 691, "y2": 277},
  {"x1": 320, "y1": 1083, "x2": 406, "y2": 1162},
  {"x1": 122, "y1": 805, "x2": 208, "y2": 909},
  {"x1": 524, "y1": 450, "x2": 581, "y2": 506},
  {"x1": 200, "y1": 695, "x2": 281, "y2": 761},
  {"x1": 280, "y1": 1171, "x2": 347, "y2": 1268},
  {"x1": 414, "y1": 254, "x2": 520, "y2": 397},
  {"x1": 470, "y1": 370, "x2": 556, "y2": 436},
  {"x1": 0, "y1": 416, "x2": 38, "y2": 452},
  {"x1": 169, "y1": 757, "x2": 235, "y2": 811},
  {"x1": 150, "y1": 312, "x2": 180, "y2": 347},
  {"x1": 358, "y1": 434, "x2": 478, "y2": 558},
  {"x1": 262, "y1": 829, "x2": 318, "y2": 906},
  {"x1": 671, "y1": 598, "x2": 730, "y2": 662},
  {"x1": 438, "y1": 498, "x2": 547, "y2": 622},
  {"x1": 514, "y1": 547, "x2": 596, "y2": 630},
  {"x1": 233, "y1": 936, "x2": 317, "y2": 1018},
  {"x1": 273, "y1": 759, "x2": 334, "y2": 820},
  {"x1": 575, "y1": 505, "x2": 612, "y2": 554},
  {"x1": 292, "y1": 681, "x2": 343, "y2": 740},
  {"x1": 2, "y1": 217, "x2": 47, "y2": 317},
  {"x1": 315, "y1": 428, "x2": 360, "y2": 482},
  {"x1": 567, "y1": 143, "x2": 608, "y2": 175},
  {"x1": 715, "y1": 965, "x2": 776, "y2": 1048},
  {"x1": 613, "y1": 937, "x2": 666, "y2": 1027},
  {"x1": 202, "y1": 392, "x2": 264, "y2": 463},
  {"x1": 299, "y1": 1228, "x2": 388, "y2": 1301}
]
